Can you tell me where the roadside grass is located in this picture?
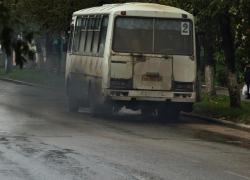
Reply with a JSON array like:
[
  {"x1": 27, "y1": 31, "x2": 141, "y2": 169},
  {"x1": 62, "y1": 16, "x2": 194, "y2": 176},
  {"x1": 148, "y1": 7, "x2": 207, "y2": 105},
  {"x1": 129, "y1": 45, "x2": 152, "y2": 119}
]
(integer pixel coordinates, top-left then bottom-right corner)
[
  {"x1": 193, "y1": 93, "x2": 250, "y2": 124},
  {"x1": 0, "y1": 67, "x2": 65, "y2": 90}
]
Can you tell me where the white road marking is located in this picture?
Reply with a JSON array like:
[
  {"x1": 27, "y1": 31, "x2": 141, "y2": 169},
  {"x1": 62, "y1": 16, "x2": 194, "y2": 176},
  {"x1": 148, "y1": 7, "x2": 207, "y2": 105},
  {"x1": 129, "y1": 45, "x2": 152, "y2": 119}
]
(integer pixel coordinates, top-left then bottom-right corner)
[
  {"x1": 225, "y1": 171, "x2": 250, "y2": 180},
  {"x1": 185, "y1": 158, "x2": 199, "y2": 163}
]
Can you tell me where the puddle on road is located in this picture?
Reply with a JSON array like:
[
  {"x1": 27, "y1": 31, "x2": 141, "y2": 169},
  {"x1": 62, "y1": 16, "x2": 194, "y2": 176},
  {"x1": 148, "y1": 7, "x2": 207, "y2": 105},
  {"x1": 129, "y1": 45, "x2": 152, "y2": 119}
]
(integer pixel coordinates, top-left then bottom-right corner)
[{"x1": 195, "y1": 130, "x2": 250, "y2": 149}]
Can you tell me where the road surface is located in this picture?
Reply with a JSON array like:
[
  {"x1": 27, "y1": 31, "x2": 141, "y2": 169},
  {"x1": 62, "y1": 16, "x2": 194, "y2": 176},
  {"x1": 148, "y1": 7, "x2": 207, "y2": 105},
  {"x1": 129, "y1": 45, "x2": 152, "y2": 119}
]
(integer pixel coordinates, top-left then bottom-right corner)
[{"x1": 0, "y1": 80, "x2": 250, "y2": 180}]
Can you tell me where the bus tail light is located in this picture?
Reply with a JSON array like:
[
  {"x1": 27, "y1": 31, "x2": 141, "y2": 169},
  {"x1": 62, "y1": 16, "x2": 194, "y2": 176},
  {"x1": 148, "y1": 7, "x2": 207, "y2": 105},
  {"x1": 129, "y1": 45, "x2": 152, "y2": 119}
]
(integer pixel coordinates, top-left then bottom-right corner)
[
  {"x1": 186, "y1": 85, "x2": 192, "y2": 89},
  {"x1": 110, "y1": 91, "x2": 128, "y2": 96},
  {"x1": 174, "y1": 93, "x2": 192, "y2": 98}
]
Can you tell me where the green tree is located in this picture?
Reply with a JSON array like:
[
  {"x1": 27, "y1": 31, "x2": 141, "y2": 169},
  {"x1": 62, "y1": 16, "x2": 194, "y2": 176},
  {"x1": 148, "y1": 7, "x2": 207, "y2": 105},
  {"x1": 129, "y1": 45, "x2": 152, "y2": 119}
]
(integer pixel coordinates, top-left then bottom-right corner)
[
  {"x1": 0, "y1": 2, "x2": 34, "y2": 70},
  {"x1": 163, "y1": 0, "x2": 242, "y2": 108},
  {"x1": 10, "y1": 0, "x2": 89, "y2": 73}
]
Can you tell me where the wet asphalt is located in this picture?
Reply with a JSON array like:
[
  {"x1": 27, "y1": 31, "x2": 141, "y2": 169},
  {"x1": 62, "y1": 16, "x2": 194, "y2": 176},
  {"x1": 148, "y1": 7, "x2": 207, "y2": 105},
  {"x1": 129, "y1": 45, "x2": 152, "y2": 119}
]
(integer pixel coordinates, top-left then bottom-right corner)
[{"x1": 0, "y1": 81, "x2": 250, "y2": 180}]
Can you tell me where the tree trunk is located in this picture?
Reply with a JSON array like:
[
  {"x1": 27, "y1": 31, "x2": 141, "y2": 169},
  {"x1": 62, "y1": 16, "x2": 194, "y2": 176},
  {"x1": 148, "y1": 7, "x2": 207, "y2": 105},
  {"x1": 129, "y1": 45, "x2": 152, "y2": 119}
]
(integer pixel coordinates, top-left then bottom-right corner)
[
  {"x1": 196, "y1": 33, "x2": 202, "y2": 102},
  {"x1": 61, "y1": 36, "x2": 68, "y2": 74},
  {"x1": 5, "y1": 49, "x2": 13, "y2": 74},
  {"x1": 46, "y1": 31, "x2": 53, "y2": 74},
  {"x1": 57, "y1": 37, "x2": 61, "y2": 75},
  {"x1": 203, "y1": 37, "x2": 216, "y2": 95},
  {"x1": 1, "y1": 49, "x2": 6, "y2": 68},
  {"x1": 35, "y1": 40, "x2": 44, "y2": 71},
  {"x1": 248, "y1": 0, "x2": 250, "y2": 59},
  {"x1": 220, "y1": 14, "x2": 241, "y2": 108},
  {"x1": 61, "y1": 51, "x2": 66, "y2": 74}
]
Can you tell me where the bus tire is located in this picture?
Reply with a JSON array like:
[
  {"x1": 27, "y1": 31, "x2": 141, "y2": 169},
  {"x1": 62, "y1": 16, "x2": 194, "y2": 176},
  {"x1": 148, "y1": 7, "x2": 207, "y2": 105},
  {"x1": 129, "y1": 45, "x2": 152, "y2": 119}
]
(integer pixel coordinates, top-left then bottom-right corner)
[
  {"x1": 169, "y1": 109, "x2": 180, "y2": 122},
  {"x1": 67, "y1": 82, "x2": 79, "y2": 113},
  {"x1": 157, "y1": 104, "x2": 179, "y2": 123},
  {"x1": 168, "y1": 104, "x2": 180, "y2": 122},
  {"x1": 181, "y1": 103, "x2": 193, "y2": 113},
  {"x1": 68, "y1": 96, "x2": 80, "y2": 113},
  {"x1": 89, "y1": 84, "x2": 98, "y2": 117},
  {"x1": 101, "y1": 106, "x2": 113, "y2": 118},
  {"x1": 157, "y1": 108, "x2": 167, "y2": 122},
  {"x1": 141, "y1": 107, "x2": 153, "y2": 117}
]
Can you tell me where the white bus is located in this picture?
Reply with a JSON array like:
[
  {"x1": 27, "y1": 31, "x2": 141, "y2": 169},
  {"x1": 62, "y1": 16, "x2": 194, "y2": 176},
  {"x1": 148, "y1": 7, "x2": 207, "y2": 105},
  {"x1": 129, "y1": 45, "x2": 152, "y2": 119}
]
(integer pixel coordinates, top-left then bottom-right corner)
[{"x1": 66, "y1": 3, "x2": 196, "y2": 122}]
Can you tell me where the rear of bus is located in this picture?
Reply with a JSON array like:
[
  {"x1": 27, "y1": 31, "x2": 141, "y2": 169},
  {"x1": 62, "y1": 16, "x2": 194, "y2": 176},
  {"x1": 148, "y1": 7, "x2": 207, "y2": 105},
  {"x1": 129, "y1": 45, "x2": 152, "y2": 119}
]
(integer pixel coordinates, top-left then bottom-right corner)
[{"x1": 104, "y1": 4, "x2": 196, "y2": 121}]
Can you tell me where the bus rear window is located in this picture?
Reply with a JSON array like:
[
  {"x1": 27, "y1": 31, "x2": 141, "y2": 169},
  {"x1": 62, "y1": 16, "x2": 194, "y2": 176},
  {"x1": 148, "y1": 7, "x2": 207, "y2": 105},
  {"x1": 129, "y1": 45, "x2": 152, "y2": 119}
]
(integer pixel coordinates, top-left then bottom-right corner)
[
  {"x1": 113, "y1": 17, "x2": 193, "y2": 55},
  {"x1": 113, "y1": 18, "x2": 153, "y2": 53}
]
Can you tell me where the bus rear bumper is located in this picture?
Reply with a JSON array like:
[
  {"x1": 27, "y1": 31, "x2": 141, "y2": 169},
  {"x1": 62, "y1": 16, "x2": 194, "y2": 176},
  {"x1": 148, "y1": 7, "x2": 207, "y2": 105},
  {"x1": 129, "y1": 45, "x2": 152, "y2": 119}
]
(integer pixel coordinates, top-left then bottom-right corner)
[{"x1": 105, "y1": 89, "x2": 196, "y2": 103}]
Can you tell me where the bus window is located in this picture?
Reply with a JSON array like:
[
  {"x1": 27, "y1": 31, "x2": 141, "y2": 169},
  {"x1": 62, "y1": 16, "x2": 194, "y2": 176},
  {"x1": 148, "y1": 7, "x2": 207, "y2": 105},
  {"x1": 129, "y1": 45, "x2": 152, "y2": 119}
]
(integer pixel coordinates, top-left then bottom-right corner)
[
  {"x1": 91, "y1": 17, "x2": 101, "y2": 54},
  {"x1": 154, "y1": 19, "x2": 193, "y2": 55},
  {"x1": 67, "y1": 25, "x2": 74, "y2": 52},
  {"x1": 85, "y1": 17, "x2": 94, "y2": 53},
  {"x1": 72, "y1": 17, "x2": 82, "y2": 52},
  {"x1": 113, "y1": 17, "x2": 193, "y2": 55},
  {"x1": 113, "y1": 17, "x2": 153, "y2": 53},
  {"x1": 98, "y1": 16, "x2": 109, "y2": 55},
  {"x1": 79, "y1": 18, "x2": 88, "y2": 53}
]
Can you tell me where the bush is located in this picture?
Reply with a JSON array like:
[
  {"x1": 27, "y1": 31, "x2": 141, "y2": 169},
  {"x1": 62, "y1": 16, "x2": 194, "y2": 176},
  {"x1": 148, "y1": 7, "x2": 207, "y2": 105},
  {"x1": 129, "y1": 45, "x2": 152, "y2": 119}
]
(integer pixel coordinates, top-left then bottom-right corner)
[{"x1": 193, "y1": 93, "x2": 250, "y2": 124}]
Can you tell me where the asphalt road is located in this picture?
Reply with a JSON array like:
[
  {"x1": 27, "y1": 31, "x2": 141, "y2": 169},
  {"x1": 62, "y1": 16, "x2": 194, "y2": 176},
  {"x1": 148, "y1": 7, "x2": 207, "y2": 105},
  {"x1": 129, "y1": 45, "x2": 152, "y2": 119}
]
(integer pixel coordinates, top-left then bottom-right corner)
[{"x1": 0, "y1": 80, "x2": 250, "y2": 180}]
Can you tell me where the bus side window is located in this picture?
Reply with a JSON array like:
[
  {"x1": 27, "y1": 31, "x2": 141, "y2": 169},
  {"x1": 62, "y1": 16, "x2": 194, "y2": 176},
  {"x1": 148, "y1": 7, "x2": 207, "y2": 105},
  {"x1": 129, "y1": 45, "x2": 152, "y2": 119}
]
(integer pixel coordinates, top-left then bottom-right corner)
[
  {"x1": 85, "y1": 17, "x2": 94, "y2": 54},
  {"x1": 67, "y1": 25, "x2": 74, "y2": 53},
  {"x1": 72, "y1": 17, "x2": 82, "y2": 52},
  {"x1": 98, "y1": 16, "x2": 109, "y2": 56},
  {"x1": 79, "y1": 18, "x2": 87, "y2": 53},
  {"x1": 91, "y1": 17, "x2": 101, "y2": 55}
]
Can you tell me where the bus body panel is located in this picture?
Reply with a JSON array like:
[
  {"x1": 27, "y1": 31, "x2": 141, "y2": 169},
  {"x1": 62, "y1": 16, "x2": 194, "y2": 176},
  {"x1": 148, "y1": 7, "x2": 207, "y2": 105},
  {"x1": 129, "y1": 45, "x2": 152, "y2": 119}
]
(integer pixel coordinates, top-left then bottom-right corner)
[
  {"x1": 101, "y1": 16, "x2": 112, "y2": 90},
  {"x1": 68, "y1": 55, "x2": 104, "y2": 101},
  {"x1": 173, "y1": 56, "x2": 196, "y2": 82},
  {"x1": 110, "y1": 54, "x2": 173, "y2": 91},
  {"x1": 133, "y1": 56, "x2": 172, "y2": 90},
  {"x1": 65, "y1": 16, "x2": 76, "y2": 85}
]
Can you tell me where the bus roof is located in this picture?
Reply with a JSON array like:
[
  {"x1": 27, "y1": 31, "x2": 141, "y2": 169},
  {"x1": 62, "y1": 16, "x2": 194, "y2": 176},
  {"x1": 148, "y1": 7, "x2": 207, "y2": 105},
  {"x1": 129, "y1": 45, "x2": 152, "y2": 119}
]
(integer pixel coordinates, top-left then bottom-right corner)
[{"x1": 73, "y1": 3, "x2": 192, "y2": 16}]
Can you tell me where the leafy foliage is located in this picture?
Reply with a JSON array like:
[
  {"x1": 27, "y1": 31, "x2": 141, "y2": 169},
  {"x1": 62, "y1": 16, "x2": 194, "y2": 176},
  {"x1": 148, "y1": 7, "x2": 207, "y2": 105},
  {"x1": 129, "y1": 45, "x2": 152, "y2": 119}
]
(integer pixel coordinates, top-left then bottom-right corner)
[
  {"x1": 214, "y1": 51, "x2": 227, "y2": 86},
  {"x1": 0, "y1": 2, "x2": 35, "y2": 68}
]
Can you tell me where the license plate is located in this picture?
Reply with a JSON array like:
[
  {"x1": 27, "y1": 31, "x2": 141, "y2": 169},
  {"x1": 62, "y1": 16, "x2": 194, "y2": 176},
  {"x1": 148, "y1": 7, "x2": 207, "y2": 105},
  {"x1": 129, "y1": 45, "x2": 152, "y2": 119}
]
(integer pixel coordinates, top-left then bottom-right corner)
[{"x1": 142, "y1": 75, "x2": 162, "y2": 82}]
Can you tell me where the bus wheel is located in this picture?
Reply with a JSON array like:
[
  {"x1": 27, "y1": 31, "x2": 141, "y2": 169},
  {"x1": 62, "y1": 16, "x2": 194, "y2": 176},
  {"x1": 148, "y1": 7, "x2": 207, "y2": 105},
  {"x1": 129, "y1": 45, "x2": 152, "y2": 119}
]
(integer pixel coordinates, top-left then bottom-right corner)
[
  {"x1": 68, "y1": 95, "x2": 79, "y2": 113},
  {"x1": 89, "y1": 85, "x2": 98, "y2": 117},
  {"x1": 157, "y1": 104, "x2": 179, "y2": 123},
  {"x1": 169, "y1": 109, "x2": 180, "y2": 122},
  {"x1": 157, "y1": 108, "x2": 167, "y2": 122},
  {"x1": 141, "y1": 107, "x2": 153, "y2": 117},
  {"x1": 67, "y1": 82, "x2": 79, "y2": 113},
  {"x1": 168, "y1": 104, "x2": 180, "y2": 122},
  {"x1": 101, "y1": 106, "x2": 113, "y2": 118}
]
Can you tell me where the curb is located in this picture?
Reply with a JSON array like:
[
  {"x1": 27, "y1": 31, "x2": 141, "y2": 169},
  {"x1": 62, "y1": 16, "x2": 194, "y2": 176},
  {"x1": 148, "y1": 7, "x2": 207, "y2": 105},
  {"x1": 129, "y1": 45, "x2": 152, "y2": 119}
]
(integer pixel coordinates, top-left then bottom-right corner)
[
  {"x1": 0, "y1": 77, "x2": 65, "y2": 93},
  {"x1": 180, "y1": 112, "x2": 250, "y2": 131}
]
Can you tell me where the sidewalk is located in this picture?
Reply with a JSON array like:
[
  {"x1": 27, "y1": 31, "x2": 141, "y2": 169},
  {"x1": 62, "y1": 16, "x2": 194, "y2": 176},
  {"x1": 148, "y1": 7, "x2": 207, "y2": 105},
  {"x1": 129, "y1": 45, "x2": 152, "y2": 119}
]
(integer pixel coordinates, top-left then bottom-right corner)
[{"x1": 201, "y1": 85, "x2": 248, "y2": 101}]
